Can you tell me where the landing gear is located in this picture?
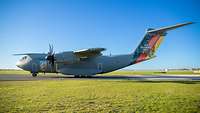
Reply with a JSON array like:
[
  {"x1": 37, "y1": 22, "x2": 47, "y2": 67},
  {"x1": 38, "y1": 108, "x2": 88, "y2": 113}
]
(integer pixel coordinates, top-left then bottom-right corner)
[
  {"x1": 74, "y1": 75, "x2": 92, "y2": 78},
  {"x1": 86, "y1": 75, "x2": 92, "y2": 78},
  {"x1": 32, "y1": 73, "x2": 37, "y2": 77},
  {"x1": 74, "y1": 75, "x2": 80, "y2": 78}
]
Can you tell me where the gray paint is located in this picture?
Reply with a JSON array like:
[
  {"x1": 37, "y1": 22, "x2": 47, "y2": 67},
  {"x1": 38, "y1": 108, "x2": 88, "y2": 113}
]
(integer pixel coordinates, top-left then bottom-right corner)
[
  {"x1": 16, "y1": 53, "x2": 133, "y2": 76},
  {"x1": 15, "y1": 22, "x2": 193, "y2": 77}
]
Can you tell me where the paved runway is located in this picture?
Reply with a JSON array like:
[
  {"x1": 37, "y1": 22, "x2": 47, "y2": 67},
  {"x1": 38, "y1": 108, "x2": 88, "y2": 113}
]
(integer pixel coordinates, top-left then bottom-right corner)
[{"x1": 0, "y1": 74, "x2": 200, "y2": 81}]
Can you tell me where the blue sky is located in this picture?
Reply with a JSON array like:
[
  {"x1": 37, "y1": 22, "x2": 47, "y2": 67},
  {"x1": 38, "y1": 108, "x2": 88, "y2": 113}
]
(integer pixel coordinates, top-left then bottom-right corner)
[{"x1": 0, "y1": 0, "x2": 199, "y2": 69}]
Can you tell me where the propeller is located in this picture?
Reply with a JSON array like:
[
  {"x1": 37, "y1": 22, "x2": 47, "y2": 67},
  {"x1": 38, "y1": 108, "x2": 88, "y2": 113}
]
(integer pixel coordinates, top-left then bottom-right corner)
[{"x1": 46, "y1": 44, "x2": 56, "y2": 67}]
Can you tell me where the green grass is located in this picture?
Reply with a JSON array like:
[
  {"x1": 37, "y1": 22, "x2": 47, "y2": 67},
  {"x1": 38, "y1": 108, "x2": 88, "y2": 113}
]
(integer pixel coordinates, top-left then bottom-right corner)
[
  {"x1": 103, "y1": 70, "x2": 200, "y2": 75},
  {"x1": 0, "y1": 69, "x2": 57, "y2": 75},
  {"x1": 0, "y1": 69, "x2": 29, "y2": 75},
  {"x1": 0, "y1": 69, "x2": 199, "y2": 75},
  {"x1": 0, "y1": 80, "x2": 200, "y2": 113}
]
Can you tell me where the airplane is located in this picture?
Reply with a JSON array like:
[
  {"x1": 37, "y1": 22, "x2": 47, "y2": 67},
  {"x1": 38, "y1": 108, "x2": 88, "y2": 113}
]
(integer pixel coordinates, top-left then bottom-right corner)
[{"x1": 15, "y1": 22, "x2": 193, "y2": 77}]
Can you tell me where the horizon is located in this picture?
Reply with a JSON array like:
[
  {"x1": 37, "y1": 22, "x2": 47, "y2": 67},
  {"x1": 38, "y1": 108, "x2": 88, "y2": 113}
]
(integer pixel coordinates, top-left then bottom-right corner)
[{"x1": 0, "y1": 0, "x2": 200, "y2": 69}]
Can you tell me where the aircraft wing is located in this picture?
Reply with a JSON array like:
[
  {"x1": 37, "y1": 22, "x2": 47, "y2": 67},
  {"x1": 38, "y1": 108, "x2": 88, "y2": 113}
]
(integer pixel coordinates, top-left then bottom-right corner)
[
  {"x1": 74, "y1": 48, "x2": 106, "y2": 58},
  {"x1": 13, "y1": 53, "x2": 47, "y2": 56}
]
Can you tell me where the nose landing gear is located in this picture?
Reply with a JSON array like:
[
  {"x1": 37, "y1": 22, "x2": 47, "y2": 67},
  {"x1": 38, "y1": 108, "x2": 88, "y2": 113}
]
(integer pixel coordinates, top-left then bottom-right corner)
[{"x1": 31, "y1": 72, "x2": 38, "y2": 77}]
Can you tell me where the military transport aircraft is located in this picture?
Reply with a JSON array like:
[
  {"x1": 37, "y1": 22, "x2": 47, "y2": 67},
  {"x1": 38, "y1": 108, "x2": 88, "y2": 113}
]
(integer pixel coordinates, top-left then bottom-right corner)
[{"x1": 15, "y1": 22, "x2": 193, "y2": 77}]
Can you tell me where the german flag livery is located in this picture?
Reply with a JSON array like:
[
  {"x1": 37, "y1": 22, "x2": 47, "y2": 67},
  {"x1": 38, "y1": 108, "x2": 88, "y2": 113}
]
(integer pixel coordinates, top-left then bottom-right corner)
[
  {"x1": 132, "y1": 32, "x2": 166, "y2": 64},
  {"x1": 132, "y1": 22, "x2": 193, "y2": 64}
]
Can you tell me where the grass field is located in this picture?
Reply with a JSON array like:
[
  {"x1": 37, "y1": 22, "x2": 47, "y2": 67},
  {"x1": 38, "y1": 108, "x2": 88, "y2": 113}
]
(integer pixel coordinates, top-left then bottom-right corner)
[
  {"x1": 0, "y1": 69, "x2": 30, "y2": 75},
  {"x1": 0, "y1": 80, "x2": 200, "y2": 113},
  {"x1": 104, "y1": 70, "x2": 200, "y2": 75},
  {"x1": 0, "y1": 69, "x2": 199, "y2": 75}
]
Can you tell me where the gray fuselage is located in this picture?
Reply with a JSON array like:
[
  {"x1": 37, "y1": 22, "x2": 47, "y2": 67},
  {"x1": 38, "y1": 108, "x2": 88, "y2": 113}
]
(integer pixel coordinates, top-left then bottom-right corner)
[{"x1": 16, "y1": 53, "x2": 133, "y2": 76}]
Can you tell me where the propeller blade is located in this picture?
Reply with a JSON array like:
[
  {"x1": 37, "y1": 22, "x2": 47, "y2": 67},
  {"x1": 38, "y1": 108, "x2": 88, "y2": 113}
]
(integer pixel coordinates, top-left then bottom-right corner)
[{"x1": 46, "y1": 44, "x2": 56, "y2": 68}]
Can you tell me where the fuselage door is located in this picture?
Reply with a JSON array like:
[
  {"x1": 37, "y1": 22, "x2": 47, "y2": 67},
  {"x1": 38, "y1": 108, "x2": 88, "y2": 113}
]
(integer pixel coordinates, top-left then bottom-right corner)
[{"x1": 97, "y1": 63, "x2": 103, "y2": 72}]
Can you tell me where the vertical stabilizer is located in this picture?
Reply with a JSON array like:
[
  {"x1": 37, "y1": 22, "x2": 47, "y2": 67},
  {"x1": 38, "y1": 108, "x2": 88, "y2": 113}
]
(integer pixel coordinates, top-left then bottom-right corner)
[{"x1": 131, "y1": 22, "x2": 193, "y2": 64}]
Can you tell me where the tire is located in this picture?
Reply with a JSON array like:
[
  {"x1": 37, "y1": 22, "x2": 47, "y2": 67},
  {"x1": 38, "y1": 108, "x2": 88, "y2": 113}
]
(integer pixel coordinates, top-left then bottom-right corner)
[
  {"x1": 74, "y1": 75, "x2": 80, "y2": 78},
  {"x1": 32, "y1": 73, "x2": 37, "y2": 77},
  {"x1": 87, "y1": 75, "x2": 92, "y2": 78}
]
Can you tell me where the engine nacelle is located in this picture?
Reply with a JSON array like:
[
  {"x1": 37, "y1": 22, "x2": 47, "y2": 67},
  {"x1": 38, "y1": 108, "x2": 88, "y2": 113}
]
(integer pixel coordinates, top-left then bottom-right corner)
[
  {"x1": 40, "y1": 61, "x2": 48, "y2": 71},
  {"x1": 40, "y1": 60, "x2": 56, "y2": 72},
  {"x1": 55, "y1": 51, "x2": 80, "y2": 64}
]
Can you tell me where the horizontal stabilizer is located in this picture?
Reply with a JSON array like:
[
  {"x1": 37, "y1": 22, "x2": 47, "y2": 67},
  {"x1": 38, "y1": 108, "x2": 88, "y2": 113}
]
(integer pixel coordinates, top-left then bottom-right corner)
[{"x1": 148, "y1": 22, "x2": 194, "y2": 33}]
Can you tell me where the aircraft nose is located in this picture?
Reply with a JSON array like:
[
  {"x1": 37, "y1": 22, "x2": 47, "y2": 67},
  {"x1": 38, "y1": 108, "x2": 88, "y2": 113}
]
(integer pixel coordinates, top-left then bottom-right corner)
[{"x1": 16, "y1": 61, "x2": 23, "y2": 68}]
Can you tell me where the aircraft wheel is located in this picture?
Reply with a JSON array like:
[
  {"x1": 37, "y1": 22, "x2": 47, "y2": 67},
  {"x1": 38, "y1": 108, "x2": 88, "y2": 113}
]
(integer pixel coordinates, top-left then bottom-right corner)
[
  {"x1": 87, "y1": 75, "x2": 92, "y2": 78},
  {"x1": 74, "y1": 75, "x2": 80, "y2": 78},
  {"x1": 32, "y1": 73, "x2": 37, "y2": 77},
  {"x1": 83, "y1": 75, "x2": 89, "y2": 78}
]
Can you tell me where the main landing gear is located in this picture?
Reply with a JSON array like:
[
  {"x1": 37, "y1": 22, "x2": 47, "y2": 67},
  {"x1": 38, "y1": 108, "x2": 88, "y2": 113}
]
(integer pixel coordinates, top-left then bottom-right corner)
[
  {"x1": 74, "y1": 75, "x2": 92, "y2": 78},
  {"x1": 74, "y1": 75, "x2": 80, "y2": 78}
]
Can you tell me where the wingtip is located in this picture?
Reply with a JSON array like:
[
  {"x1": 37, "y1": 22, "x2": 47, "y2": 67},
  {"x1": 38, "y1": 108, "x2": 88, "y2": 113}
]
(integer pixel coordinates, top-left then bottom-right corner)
[
  {"x1": 185, "y1": 21, "x2": 195, "y2": 24},
  {"x1": 176, "y1": 21, "x2": 194, "y2": 26},
  {"x1": 182, "y1": 21, "x2": 196, "y2": 26},
  {"x1": 12, "y1": 54, "x2": 25, "y2": 56}
]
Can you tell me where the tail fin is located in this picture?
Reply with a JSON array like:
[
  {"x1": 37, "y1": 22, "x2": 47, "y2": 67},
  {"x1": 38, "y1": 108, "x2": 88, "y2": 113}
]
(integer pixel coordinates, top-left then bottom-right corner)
[{"x1": 131, "y1": 22, "x2": 193, "y2": 64}]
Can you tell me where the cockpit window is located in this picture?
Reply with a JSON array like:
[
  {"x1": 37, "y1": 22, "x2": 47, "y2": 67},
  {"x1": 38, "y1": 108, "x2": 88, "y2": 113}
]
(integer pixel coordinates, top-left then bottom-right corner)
[{"x1": 20, "y1": 56, "x2": 27, "y2": 61}]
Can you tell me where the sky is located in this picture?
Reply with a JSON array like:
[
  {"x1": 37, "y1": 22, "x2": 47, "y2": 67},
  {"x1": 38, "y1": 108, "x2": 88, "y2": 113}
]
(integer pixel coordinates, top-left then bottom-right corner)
[{"x1": 0, "y1": 0, "x2": 199, "y2": 70}]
